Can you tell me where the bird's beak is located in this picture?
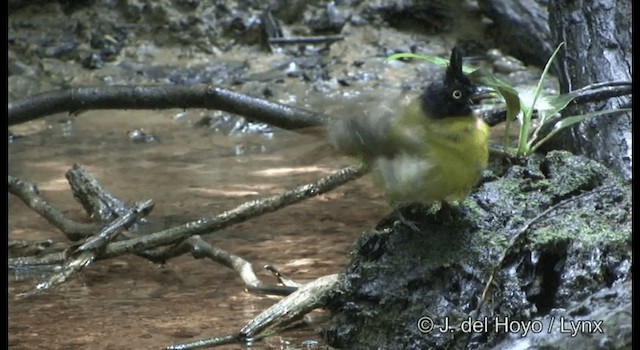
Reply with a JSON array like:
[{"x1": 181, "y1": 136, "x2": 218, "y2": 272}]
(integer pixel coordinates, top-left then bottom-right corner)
[{"x1": 470, "y1": 87, "x2": 497, "y2": 105}]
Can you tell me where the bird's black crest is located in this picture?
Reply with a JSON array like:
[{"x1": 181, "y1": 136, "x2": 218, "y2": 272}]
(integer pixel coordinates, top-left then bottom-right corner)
[
  {"x1": 446, "y1": 46, "x2": 472, "y2": 87},
  {"x1": 421, "y1": 46, "x2": 477, "y2": 120}
]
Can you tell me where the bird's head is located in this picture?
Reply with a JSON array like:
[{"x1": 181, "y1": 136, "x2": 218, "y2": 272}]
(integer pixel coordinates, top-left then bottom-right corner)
[{"x1": 420, "y1": 47, "x2": 481, "y2": 119}]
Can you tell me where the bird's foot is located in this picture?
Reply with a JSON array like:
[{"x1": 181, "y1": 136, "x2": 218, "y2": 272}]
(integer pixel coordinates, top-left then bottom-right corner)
[
  {"x1": 394, "y1": 208, "x2": 421, "y2": 233},
  {"x1": 392, "y1": 202, "x2": 439, "y2": 233}
]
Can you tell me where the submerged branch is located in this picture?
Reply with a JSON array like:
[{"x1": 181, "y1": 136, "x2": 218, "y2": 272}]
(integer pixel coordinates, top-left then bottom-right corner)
[
  {"x1": 167, "y1": 273, "x2": 339, "y2": 350},
  {"x1": 154, "y1": 236, "x2": 297, "y2": 296}
]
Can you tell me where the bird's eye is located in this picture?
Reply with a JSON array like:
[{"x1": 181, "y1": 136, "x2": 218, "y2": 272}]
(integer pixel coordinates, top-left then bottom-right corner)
[{"x1": 452, "y1": 90, "x2": 463, "y2": 99}]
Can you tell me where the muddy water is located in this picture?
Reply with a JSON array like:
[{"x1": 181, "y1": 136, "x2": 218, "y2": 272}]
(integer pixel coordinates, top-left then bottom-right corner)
[{"x1": 8, "y1": 109, "x2": 389, "y2": 349}]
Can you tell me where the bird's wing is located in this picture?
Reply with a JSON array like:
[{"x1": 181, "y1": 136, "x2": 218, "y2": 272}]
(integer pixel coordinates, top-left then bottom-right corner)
[{"x1": 327, "y1": 91, "x2": 415, "y2": 160}]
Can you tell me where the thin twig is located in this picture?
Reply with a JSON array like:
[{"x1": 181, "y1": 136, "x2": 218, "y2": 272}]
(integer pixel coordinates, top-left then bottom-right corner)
[
  {"x1": 264, "y1": 264, "x2": 304, "y2": 288},
  {"x1": 268, "y1": 36, "x2": 344, "y2": 45},
  {"x1": 240, "y1": 273, "x2": 338, "y2": 337}
]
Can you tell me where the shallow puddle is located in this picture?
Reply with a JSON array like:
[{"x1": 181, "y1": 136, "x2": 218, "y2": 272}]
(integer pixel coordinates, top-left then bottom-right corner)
[{"x1": 8, "y1": 109, "x2": 389, "y2": 349}]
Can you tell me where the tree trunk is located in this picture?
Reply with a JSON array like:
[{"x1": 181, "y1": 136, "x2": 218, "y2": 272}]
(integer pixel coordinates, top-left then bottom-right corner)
[{"x1": 547, "y1": 0, "x2": 632, "y2": 181}]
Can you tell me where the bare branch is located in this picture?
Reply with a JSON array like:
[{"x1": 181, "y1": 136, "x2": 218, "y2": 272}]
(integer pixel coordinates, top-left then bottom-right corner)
[
  {"x1": 167, "y1": 274, "x2": 339, "y2": 350},
  {"x1": 9, "y1": 251, "x2": 67, "y2": 268},
  {"x1": 240, "y1": 273, "x2": 338, "y2": 338},
  {"x1": 76, "y1": 200, "x2": 154, "y2": 252},
  {"x1": 8, "y1": 85, "x2": 326, "y2": 130},
  {"x1": 268, "y1": 35, "x2": 344, "y2": 45},
  {"x1": 15, "y1": 200, "x2": 155, "y2": 298},
  {"x1": 167, "y1": 334, "x2": 240, "y2": 350},
  {"x1": 66, "y1": 163, "x2": 132, "y2": 222},
  {"x1": 8, "y1": 175, "x2": 98, "y2": 241},
  {"x1": 8, "y1": 165, "x2": 154, "y2": 242},
  {"x1": 9, "y1": 239, "x2": 57, "y2": 257},
  {"x1": 571, "y1": 81, "x2": 632, "y2": 105},
  {"x1": 156, "y1": 236, "x2": 296, "y2": 295},
  {"x1": 100, "y1": 164, "x2": 367, "y2": 258},
  {"x1": 11, "y1": 164, "x2": 365, "y2": 298}
]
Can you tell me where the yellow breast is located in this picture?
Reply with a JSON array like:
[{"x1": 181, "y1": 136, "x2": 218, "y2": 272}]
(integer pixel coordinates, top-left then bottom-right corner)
[{"x1": 374, "y1": 101, "x2": 490, "y2": 204}]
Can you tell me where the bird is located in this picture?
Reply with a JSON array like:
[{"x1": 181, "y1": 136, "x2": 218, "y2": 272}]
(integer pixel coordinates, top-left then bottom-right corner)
[{"x1": 327, "y1": 47, "x2": 490, "y2": 208}]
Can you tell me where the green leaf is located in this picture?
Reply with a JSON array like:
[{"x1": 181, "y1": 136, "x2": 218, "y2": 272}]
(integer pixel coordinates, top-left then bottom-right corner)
[
  {"x1": 530, "y1": 108, "x2": 632, "y2": 153},
  {"x1": 386, "y1": 53, "x2": 448, "y2": 66},
  {"x1": 516, "y1": 42, "x2": 565, "y2": 156},
  {"x1": 527, "y1": 90, "x2": 580, "y2": 147},
  {"x1": 469, "y1": 69, "x2": 521, "y2": 150},
  {"x1": 537, "y1": 91, "x2": 579, "y2": 123},
  {"x1": 386, "y1": 53, "x2": 477, "y2": 74}
]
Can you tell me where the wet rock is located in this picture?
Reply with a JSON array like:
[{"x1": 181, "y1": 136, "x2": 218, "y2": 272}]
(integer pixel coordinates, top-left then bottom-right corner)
[
  {"x1": 218, "y1": 5, "x2": 269, "y2": 47},
  {"x1": 82, "y1": 52, "x2": 106, "y2": 70},
  {"x1": 196, "y1": 113, "x2": 273, "y2": 138},
  {"x1": 270, "y1": 0, "x2": 310, "y2": 24},
  {"x1": 118, "y1": 60, "x2": 248, "y2": 85},
  {"x1": 41, "y1": 39, "x2": 80, "y2": 59},
  {"x1": 175, "y1": 0, "x2": 201, "y2": 11},
  {"x1": 9, "y1": 3, "x2": 84, "y2": 62},
  {"x1": 128, "y1": 129, "x2": 160, "y2": 143},
  {"x1": 323, "y1": 151, "x2": 631, "y2": 349},
  {"x1": 478, "y1": 0, "x2": 553, "y2": 67},
  {"x1": 486, "y1": 48, "x2": 527, "y2": 74},
  {"x1": 304, "y1": 1, "x2": 349, "y2": 34},
  {"x1": 362, "y1": 0, "x2": 457, "y2": 33},
  {"x1": 493, "y1": 280, "x2": 631, "y2": 349},
  {"x1": 90, "y1": 30, "x2": 127, "y2": 60}
]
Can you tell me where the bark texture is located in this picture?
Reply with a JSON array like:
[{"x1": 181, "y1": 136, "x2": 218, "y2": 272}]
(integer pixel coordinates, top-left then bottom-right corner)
[{"x1": 547, "y1": 0, "x2": 632, "y2": 181}]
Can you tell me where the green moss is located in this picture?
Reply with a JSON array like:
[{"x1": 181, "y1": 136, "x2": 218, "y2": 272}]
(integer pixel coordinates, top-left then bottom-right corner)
[
  {"x1": 529, "y1": 205, "x2": 631, "y2": 248},
  {"x1": 327, "y1": 149, "x2": 631, "y2": 350}
]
